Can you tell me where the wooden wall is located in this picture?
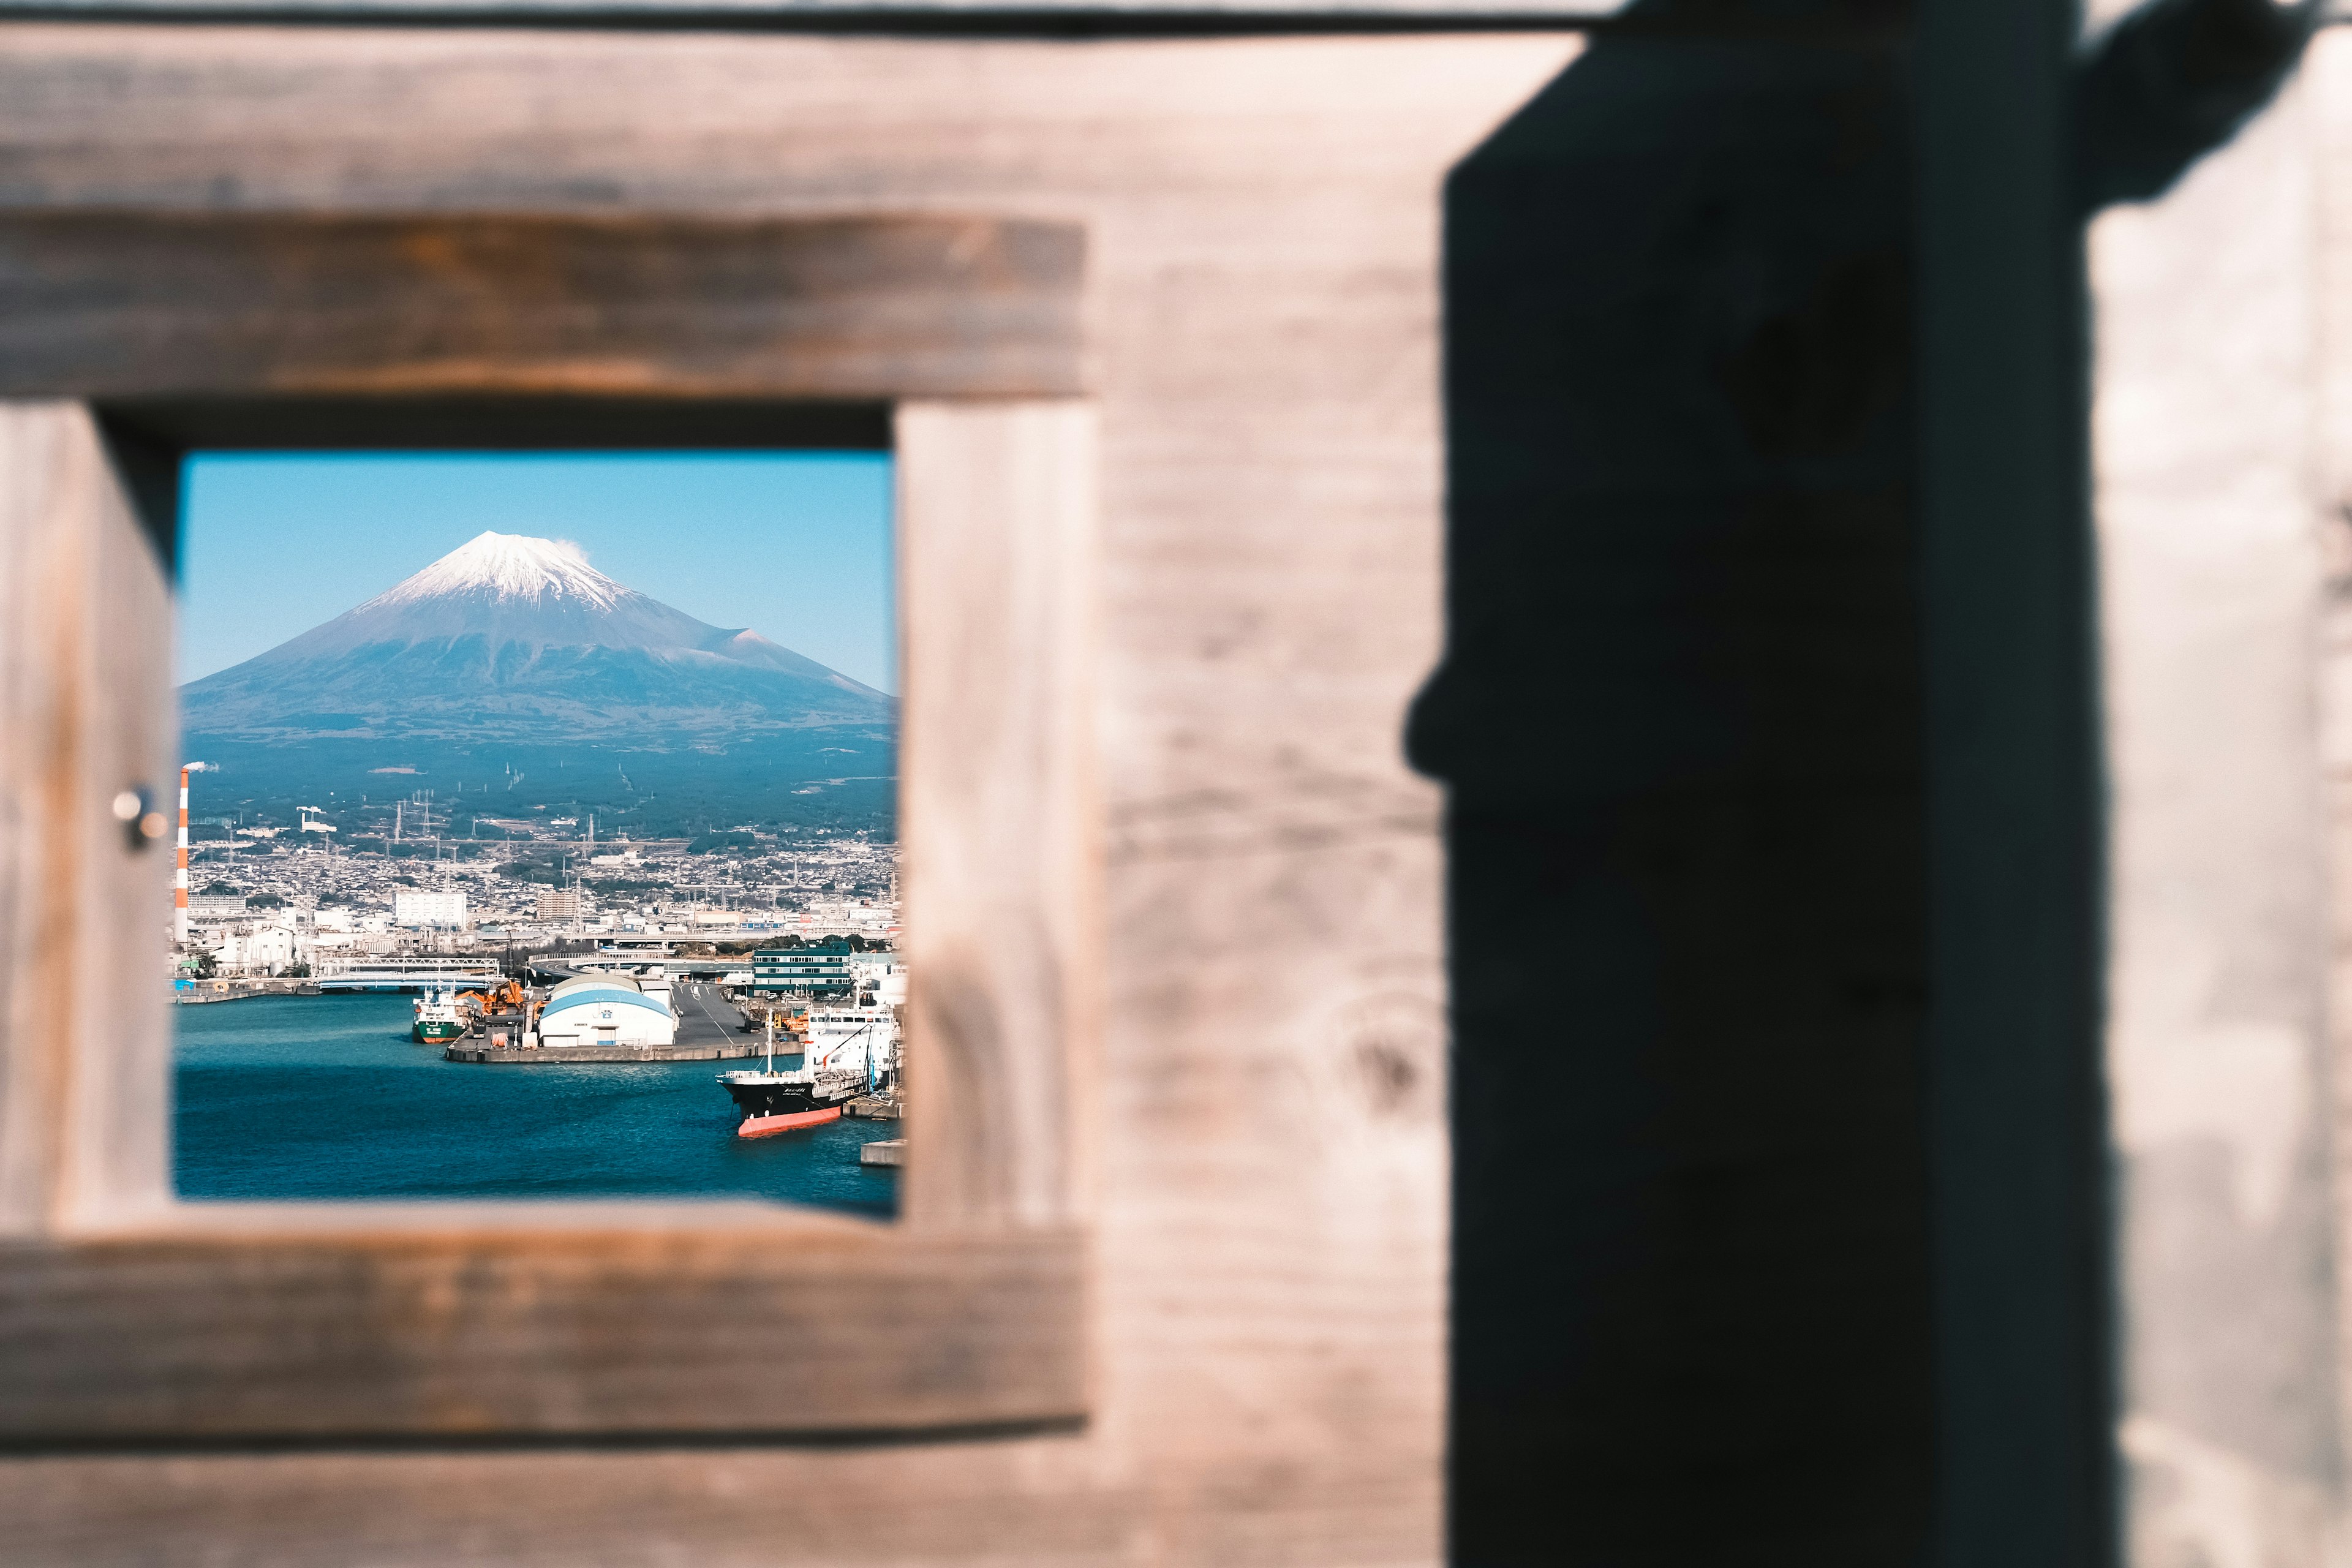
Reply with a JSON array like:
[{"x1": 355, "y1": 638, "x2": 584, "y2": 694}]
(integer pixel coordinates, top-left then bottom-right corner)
[
  {"x1": 0, "y1": 26, "x2": 1576, "y2": 1565},
  {"x1": 2086, "y1": 23, "x2": 2352, "y2": 1564}
]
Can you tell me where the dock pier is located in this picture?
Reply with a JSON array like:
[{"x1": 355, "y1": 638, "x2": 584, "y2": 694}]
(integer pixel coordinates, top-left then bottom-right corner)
[
  {"x1": 444, "y1": 978, "x2": 755, "y2": 1064},
  {"x1": 444, "y1": 1040, "x2": 765, "y2": 1064}
]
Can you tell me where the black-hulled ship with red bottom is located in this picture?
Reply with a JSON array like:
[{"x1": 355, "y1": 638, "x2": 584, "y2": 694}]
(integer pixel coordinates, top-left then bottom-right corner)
[{"x1": 718, "y1": 1006, "x2": 900, "y2": 1138}]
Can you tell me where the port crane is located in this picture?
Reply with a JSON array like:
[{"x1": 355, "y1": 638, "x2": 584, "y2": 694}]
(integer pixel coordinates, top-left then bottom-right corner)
[{"x1": 455, "y1": 977, "x2": 529, "y2": 1019}]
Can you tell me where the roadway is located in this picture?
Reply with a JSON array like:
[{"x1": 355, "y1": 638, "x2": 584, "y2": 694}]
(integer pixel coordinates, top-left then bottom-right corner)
[{"x1": 671, "y1": 980, "x2": 748, "y2": 1049}]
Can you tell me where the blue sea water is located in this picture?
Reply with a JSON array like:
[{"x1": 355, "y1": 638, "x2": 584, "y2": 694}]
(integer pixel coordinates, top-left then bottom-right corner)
[{"x1": 174, "y1": 993, "x2": 899, "y2": 1216}]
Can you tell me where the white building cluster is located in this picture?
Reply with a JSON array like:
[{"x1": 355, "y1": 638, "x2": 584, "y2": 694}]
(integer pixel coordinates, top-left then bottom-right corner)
[{"x1": 172, "y1": 796, "x2": 900, "y2": 978}]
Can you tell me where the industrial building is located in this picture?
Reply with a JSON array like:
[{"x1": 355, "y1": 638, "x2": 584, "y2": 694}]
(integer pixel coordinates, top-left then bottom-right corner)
[
  {"x1": 210, "y1": 925, "x2": 298, "y2": 974},
  {"x1": 533, "y1": 976, "x2": 677, "y2": 1050},
  {"x1": 848, "y1": 952, "x2": 907, "y2": 1006},
  {"x1": 750, "y1": 940, "x2": 854, "y2": 997}
]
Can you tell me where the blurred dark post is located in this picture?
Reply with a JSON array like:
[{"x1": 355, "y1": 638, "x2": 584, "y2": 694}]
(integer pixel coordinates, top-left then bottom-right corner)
[
  {"x1": 1417, "y1": 3, "x2": 1951, "y2": 1556},
  {"x1": 1425, "y1": 0, "x2": 2313, "y2": 1561},
  {"x1": 1914, "y1": 0, "x2": 2109, "y2": 1560}
]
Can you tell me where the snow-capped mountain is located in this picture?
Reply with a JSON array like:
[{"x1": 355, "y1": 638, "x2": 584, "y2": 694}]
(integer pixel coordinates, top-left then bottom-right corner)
[
  {"x1": 369, "y1": 530, "x2": 636, "y2": 617},
  {"x1": 180, "y1": 532, "x2": 893, "y2": 744}
]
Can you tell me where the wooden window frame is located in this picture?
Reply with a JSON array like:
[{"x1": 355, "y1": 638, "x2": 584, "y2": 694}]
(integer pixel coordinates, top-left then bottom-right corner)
[{"x1": 0, "y1": 211, "x2": 1097, "y2": 1440}]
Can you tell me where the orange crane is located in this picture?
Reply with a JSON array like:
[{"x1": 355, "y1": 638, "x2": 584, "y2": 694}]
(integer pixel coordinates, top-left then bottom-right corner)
[{"x1": 456, "y1": 978, "x2": 527, "y2": 1017}]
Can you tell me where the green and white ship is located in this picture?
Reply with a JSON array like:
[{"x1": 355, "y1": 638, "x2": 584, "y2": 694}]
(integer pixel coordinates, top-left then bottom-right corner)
[{"x1": 411, "y1": 989, "x2": 467, "y2": 1044}]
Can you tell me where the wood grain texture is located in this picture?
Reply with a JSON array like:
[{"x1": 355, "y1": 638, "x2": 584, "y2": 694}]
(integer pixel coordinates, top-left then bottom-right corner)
[
  {"x1": 0, "y1": 26, "x2": 1580, "y2": 1565},
  {"x1": 0, "y1": 1221, "x2": 1085, "y2": 1437},
  {"x1": 2090, "y1": 58, "x2": 2343, "y2": 1564},
  {"x1": 0, "y1": 402, "x2": 1096, "y2": 1439},
  {"x1": 0, "y1": 212, "x2": 1082, "y2": 399},
  {"x1": 0, "y1": 0, "x2": 1624, "y2": 15},
  {"x1": 899, "y1": 402, "x2": 1097, "y2": 1232},
  {"x1": 0, "y1": 370, "x2": 1092, "y2": 1439},
  {"x1": 0, "y1": 403, "x2": 173, "y2": 1237},
  {"x1": 2315, "y1": 51, "x2": 2352, "y2": 1532}
]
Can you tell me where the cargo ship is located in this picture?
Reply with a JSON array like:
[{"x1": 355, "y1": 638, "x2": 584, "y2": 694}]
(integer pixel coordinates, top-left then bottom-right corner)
[
  {"x1": 718, "y1": 1006, "x2": 898, "y2": 1137},
  {"x1": 412, "y1": 989, "x2": 468, "y2": 1044}
]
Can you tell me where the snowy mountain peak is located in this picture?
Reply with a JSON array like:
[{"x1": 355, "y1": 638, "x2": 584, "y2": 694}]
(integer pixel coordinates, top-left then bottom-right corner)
[
  {"x1": 366, "y1": 532, "x2": 627, "y2": 612},
  {"x1": 181, "y1": 527, "x2": 893, "y2": 746}
]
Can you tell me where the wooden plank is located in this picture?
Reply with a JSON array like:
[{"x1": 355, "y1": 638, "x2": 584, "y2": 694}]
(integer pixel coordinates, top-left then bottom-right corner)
[
  {"x1": 0, "y1": 406, "x2": 82, "y2": 1235},
  {"x1": 897, "y1": 402, "x2": 1098, "y2": 1232},
  {"x1": 0, "y1": 213, "x2": 1084, "y2": 401},
  {"x1": 2087, "y1": 35, "x2": 2350, "y2": 1562},
  {"x1": 98, "y1": 396, "x2": 891, "y2": 453},
  {"x1": 0, "y1": 1221, "x2": 1085, "y2": 1438},
  {"x1": 0, "y1": 0, "x2": 1626, "y2": 15},
  {"x1": 0, "y1": 403, "x2": 1099, "y2": 1441},
  {"x1": 0, "y1": 403, "x2": 173, "y2": 1237},
  {"x1": 0, "y1": 26, "x2": 1580, "y2": 1563}
]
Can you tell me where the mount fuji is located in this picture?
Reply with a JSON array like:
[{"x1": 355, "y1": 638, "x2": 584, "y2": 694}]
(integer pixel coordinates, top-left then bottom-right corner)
[
  {"x1": 181, "y1": 532, "x2": 894, "y2": 745},
  {"x1": 178, "y1": 533, "x2": 897, "y2": 834}
]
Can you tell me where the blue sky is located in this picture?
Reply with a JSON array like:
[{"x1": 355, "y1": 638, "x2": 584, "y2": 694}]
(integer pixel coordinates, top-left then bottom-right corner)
[{"x1": 177, "y1": 451, "x2": 896, "y2": 692}]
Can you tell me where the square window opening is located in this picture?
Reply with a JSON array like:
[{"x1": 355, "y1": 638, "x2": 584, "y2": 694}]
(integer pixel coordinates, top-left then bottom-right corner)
[{"x1": 139, "y1": 399, "x2": 910, "y2": 1221}]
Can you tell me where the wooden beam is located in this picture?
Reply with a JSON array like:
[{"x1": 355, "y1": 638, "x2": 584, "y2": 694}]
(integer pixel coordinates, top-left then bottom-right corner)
[
  {"x1": 0, "y1": 213, "x2": 1084, "y2": 401},
  {"x1": 0, "y1": 1219, "x2": 1086, "y2": 1439},
  {"x1": 897, "y1": 402, "x2": 1099, "y2": 1232},
  {"x1": 0, "y1": 396, "x2": 1101, "y2": 1439},
  {"x1": 0, "y1": 403, "x2": 174, "y2": 1238}
]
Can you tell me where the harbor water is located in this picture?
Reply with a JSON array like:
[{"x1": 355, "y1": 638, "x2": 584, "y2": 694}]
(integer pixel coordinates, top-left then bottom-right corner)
[{"x1": 175, "y1": 992, "x2": 899, "y2": 1216}]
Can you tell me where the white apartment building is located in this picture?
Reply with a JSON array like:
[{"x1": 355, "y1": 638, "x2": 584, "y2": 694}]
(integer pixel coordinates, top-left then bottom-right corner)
[
  {"x1": 789, "y1": 900, "x2": 897, "y2": 937},
  {"x1": 393, "y1": 889, "x2": 468, "y2": 929}
]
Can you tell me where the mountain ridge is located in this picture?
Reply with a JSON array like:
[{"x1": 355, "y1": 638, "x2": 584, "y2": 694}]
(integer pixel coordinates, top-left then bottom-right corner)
[{"x1": 181, "y1": 531, "x2": 894, "y2": 745}]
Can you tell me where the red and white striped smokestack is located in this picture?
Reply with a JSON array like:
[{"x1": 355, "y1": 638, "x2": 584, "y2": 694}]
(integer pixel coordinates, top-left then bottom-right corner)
[{"x1": 175, "y1": 766, "x2": 189, "y2": 944}]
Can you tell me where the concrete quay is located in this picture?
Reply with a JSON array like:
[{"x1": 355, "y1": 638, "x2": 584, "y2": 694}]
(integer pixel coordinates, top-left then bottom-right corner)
[
  {"x1": 172, "y1": 979, "x2": 325, "y2": 1005},
  {"x1": 859, "y1": 1140, "x2": 905, "y2": 1168},
  {"x1": 445, "y1": 979, "x2": 755, "y2": 1064},
  {"x1": 443, "y1": 1039, "x2": 764, "y2": 1064}
]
